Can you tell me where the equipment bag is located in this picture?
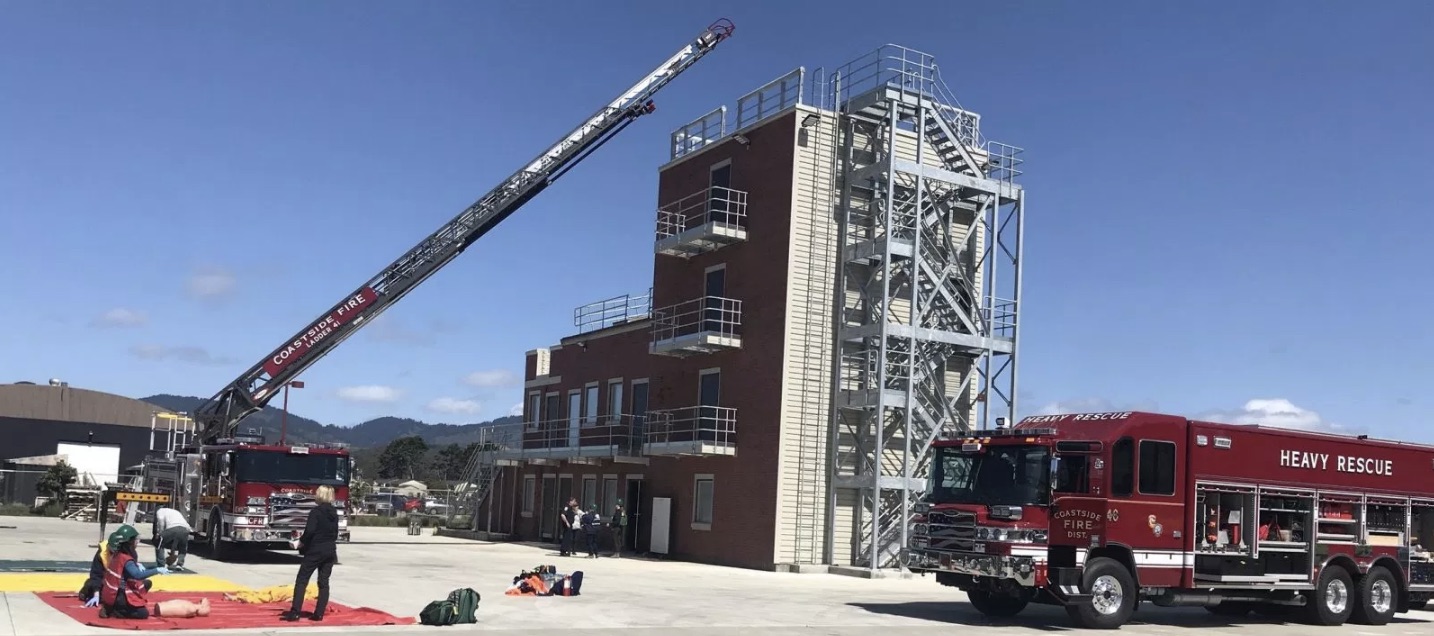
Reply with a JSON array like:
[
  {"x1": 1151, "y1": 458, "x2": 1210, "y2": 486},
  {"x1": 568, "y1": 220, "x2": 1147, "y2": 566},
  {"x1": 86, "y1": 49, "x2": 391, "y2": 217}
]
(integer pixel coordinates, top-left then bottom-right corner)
[
  {"x1": 418, "y1": 599, "x2": 459, "y2": 626},
  {"x1": 446, "y1": 587, "x2": 480, "y2": 624}
]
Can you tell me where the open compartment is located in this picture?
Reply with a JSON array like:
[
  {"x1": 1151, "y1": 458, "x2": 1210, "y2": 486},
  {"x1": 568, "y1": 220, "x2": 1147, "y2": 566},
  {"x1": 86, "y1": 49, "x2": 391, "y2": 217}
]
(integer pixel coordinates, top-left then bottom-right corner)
[
  {"x1": 1194, "y1": 483, "x2": 1313, "y2": 583},
  {"x1": 1315, "y1": 492, "x2": 1362, "y2": 545},
  {"x1": 1411, "y1": 499, "x2": 1434, "y2": 586}
]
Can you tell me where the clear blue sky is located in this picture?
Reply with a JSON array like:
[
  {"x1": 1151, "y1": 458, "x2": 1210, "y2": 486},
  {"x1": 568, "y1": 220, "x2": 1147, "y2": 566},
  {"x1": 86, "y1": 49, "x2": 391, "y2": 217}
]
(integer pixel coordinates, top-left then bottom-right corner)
[{"x1": 2, "y1": 1, "x2": 1430, "y2": 438}]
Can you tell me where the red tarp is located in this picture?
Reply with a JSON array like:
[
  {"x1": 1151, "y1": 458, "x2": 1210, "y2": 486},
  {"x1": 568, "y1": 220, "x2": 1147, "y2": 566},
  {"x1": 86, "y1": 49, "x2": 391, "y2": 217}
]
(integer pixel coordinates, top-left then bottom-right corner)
[{"x1": 37, "y1": 591, "x2": 416, "y2": 631}]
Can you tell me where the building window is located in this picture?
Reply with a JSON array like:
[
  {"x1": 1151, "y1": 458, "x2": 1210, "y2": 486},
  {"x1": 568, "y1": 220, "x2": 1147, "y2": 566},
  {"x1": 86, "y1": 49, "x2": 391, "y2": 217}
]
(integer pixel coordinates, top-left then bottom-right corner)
[
  {"x1": 692, "y1": 474, "x2": 714, "y2": 529},
  {"x1": 602, "y1": 476, "x2": 618, "y2": 514},
  {"x1": 581, "y1": 476, "x2": 598, "y2": 511},
  {"x1": 584, "y1": 383, "x2": 600, "y2": 427},
  {"x1": 1110, "y1": 437, "x2": 1134, "y2": 497},
  {"x1": 526, "y1": 391, "x2": 541, "y2": 431},
  {"x1": 567, "y1": 391, "x2": 582, "y2": 446},
  {"x1": 1138, "y1": 440, "x2": 1177, "y2": 496},
  {"x1": 607, "y1": 379, "x2": 623, "y2": 422},
  {"x1": 543, "y1": 392, "x2": 559, "y2": 428},
  {"x1": 521, "y1": 476, "x2": 536, "y2": 517}
]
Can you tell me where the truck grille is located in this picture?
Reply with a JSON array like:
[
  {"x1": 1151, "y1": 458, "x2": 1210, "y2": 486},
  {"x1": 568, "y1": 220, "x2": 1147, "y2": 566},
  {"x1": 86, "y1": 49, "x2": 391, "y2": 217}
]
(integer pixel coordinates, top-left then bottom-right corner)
[
  {"x1": 269, "y1": 493, "x2": 317, "y2": 529},
  {"x1": 925, "y1": 509, "x2": 977, "y2": 552}
]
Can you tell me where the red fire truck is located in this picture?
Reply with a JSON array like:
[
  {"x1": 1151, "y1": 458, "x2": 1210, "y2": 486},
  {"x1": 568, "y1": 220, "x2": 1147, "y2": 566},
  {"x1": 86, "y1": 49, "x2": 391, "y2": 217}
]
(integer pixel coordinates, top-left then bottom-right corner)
[
  {"x1": 142, "y1": 432, "x2": 352, "y2": 558},
  {"x1": 906, "y1": 411, "x2": 1434, "y2": 629}
]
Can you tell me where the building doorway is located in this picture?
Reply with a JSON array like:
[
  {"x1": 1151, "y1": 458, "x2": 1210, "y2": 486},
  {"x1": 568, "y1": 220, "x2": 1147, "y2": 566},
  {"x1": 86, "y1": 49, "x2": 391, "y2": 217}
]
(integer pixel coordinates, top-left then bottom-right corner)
[
  {"x1": 539, "y1": 475, "x2": 557, "y2": 540},
  {"x1": 626, "y1": 478, "x2": 645, "y2": 553}
]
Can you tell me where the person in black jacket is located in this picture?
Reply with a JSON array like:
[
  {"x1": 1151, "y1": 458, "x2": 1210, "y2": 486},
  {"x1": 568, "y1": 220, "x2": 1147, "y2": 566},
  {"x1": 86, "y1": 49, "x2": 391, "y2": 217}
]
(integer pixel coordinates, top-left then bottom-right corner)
[{"x1": 282, "y1": 485, "x2": 340, "y2": 622}]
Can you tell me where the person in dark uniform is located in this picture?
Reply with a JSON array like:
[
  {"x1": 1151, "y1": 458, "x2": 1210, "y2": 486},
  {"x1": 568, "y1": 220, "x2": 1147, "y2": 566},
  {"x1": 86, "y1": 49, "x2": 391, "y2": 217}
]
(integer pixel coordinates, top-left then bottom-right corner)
[
  {"x1": 282, "y1": 485, "x2": 340, "y2": 622},
  {"x1": 609, "y1": 500, "x2": 628, "y2": 558},
  {"x1": 559, "y1": 499, "x2": 578, "y2": 557}
]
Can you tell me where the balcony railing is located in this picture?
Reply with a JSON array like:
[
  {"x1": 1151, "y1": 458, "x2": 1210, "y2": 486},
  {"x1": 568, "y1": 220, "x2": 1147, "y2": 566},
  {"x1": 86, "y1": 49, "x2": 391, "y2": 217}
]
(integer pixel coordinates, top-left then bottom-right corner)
[
  {"x1": 572, "y1": 289, "x2": 652, "y2": 335},
  {"x1": 655, "y1": 186, "x2": 749, "y2": 258},
  {"x1": 645, "y1": 406, "x2": 737, "y2": 456},
  {"x1": 494, "y1": 415, "x2": 650, "y2": 462},
  {"x1": 649, "y1": 295, "x2": 742, "y2": 357}
]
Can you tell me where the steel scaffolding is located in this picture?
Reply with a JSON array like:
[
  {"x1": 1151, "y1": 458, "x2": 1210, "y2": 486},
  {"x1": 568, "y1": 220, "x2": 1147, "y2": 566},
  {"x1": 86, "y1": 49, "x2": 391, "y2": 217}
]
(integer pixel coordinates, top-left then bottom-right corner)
[{"x1": 825, "y1": 45, "x2": 1025, "y2": 571}]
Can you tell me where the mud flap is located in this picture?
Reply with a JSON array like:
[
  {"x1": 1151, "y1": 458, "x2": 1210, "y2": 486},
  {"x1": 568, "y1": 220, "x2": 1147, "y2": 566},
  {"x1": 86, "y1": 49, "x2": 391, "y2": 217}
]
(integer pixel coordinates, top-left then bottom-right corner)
[{"x1": 1047, "y1": 567, "x2": 1092, "y2": 606}]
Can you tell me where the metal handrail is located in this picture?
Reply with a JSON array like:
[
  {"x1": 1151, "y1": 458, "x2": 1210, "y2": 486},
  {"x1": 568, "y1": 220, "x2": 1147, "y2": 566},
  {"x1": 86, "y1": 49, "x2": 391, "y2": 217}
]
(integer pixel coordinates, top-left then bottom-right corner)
[
  {"x1": 646, "y1": 405, "x2": 737, "y2": 447},
  {"x1": 655, "y1": 186, "x2": 749, "y2": 240},
  {"x1": 650, "y1": 295, "x2": 742, "y2": 343}
]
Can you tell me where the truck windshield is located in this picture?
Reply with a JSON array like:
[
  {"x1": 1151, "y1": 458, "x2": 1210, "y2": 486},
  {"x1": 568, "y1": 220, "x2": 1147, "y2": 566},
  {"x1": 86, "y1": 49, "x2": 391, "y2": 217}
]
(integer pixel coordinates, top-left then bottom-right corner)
[
  {"x1": 930, "y1": 444, "x2": 1050, "y2": 506},
  {"x1": 235, "y1": 451, "x2": 350, "y2": 486}
]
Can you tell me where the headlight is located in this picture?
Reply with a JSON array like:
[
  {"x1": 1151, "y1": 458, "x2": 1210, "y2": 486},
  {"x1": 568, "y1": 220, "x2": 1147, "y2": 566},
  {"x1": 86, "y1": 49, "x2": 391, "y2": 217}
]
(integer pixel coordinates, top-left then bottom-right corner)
[
  {"x1": 246, "y1": 497, "x2": 266, "y2": 506},
  {"x1": 975, "y1": 526, "x2": 1046, "y2": 544}
]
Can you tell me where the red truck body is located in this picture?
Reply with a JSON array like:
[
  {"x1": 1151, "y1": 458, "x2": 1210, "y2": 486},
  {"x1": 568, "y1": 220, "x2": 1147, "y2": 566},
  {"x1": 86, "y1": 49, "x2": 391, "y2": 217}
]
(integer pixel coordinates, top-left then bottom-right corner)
[{"x1": 906, "y1": 411, "x2": 1434, "y2": 629}]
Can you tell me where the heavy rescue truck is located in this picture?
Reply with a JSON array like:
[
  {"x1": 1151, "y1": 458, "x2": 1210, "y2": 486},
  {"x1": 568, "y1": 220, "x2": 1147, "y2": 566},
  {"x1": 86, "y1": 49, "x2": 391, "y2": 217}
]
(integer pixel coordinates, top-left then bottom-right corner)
[
  {"x1": 906, "y1": 411, "x2": 1434, "y2": 629},
  {"x1": 124, "y1": 20, "x2": 736, "y2": 558}
]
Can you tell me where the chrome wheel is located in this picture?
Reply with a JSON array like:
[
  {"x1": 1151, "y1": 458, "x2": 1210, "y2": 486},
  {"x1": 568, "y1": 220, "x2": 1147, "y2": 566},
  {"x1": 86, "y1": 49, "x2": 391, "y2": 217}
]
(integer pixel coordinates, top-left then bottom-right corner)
[
  {"x1": 1369, "y1": 578, "x2": 1393, "y2": 615},
  {"x1": 1325, "y1": 577, "x2": 1349, "y2": 614},
  {"x1": 1091, "y1": 574, "x2": 1125, "y2": 616}
]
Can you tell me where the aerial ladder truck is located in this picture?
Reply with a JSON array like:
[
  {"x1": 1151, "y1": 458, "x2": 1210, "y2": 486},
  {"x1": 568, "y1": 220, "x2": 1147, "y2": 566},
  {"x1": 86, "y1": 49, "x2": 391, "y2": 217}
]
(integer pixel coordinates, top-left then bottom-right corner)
[{"x1": 133, "y1": 20, "x2": 737, "y2": 557}]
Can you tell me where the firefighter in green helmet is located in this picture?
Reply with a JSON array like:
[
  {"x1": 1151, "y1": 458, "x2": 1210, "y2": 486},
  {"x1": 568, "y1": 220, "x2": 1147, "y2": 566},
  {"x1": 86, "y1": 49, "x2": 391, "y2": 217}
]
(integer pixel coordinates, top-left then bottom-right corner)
[{"x1": 97, "y1": 525, "x2": 170, "y2": 619}]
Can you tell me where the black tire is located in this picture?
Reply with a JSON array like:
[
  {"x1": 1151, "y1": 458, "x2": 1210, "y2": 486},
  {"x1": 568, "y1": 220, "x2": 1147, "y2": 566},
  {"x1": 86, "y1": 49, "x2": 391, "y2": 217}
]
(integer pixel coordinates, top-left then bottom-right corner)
[
  {"x1": 1064, "y1": 556, "x2": 1138, "y2": 629},
  {"x1": 967, "y1": 590, "x2": 1029, "y2": 618},
  {"x1": 207, "y1": 511, "x2": 228, "y2": 560},
  {"x1": 1302, "y1": 565, "x2": 1354, "y2": 626},
  {"x1": 1350, "y1": 565, "x2": 1397, "y2": 625}
]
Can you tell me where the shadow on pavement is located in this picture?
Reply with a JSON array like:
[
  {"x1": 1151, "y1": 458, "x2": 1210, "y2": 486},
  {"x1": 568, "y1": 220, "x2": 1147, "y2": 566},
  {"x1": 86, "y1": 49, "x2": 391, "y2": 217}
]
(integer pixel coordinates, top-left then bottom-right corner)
[{"x1": 852, "y1": 601, "x2": 1432, "y2": 630}]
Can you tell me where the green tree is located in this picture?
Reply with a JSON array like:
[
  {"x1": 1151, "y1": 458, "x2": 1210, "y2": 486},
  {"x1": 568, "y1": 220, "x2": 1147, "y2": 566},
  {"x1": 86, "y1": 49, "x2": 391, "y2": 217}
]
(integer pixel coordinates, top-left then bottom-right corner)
[
  {"x1": 36, "y1": 460, "x2": 77, "y2": 504},
  {"x1": 431, "y1": 444, "x2": 470, "y2": 483},
  {"x1": 378, "y1": 435, "x2": 429, "y2": 480}
]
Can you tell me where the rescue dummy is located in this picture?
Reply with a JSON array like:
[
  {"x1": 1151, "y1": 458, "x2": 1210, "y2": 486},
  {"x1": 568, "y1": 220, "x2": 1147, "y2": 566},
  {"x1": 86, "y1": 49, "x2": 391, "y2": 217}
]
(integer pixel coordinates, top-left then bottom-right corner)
[
  {"x1": 504, "y1": 565, "x2": 583, "y2": 597},
  {"x1": 95, "y1": 525, "x2": 170, "y2": 619}
]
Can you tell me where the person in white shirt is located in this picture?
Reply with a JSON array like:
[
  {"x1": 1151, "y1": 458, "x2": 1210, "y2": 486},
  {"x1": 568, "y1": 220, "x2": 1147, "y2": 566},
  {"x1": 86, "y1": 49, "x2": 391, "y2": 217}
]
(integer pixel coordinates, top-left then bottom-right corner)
[{"x1": 153, "y1": 507, "x2": 192, "y2": 569}]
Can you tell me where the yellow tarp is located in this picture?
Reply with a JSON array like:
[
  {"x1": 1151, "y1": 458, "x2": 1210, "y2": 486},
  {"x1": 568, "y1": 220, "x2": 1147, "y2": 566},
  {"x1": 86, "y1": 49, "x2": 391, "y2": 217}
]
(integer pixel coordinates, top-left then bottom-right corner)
[
  {"x1": 0, "y1": 572, "x2": 245, "y2": 593},
  {"x1": 223, "y1": 582, "x2": 317, "y2": 604}
]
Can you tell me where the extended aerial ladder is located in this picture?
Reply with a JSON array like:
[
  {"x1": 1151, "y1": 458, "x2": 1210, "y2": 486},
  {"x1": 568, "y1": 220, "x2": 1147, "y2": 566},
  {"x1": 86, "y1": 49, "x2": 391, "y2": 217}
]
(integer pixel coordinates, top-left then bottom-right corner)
[{"x1": 189, "y1": 19, "x2": 736, "y2": 445}]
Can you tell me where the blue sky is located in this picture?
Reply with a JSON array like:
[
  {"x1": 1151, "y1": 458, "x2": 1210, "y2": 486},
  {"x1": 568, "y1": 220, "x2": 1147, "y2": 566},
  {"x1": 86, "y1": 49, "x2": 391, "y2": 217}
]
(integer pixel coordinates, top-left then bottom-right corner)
[{"x1": 2, "y1": 2, "x2": 1431, "y2": 438}]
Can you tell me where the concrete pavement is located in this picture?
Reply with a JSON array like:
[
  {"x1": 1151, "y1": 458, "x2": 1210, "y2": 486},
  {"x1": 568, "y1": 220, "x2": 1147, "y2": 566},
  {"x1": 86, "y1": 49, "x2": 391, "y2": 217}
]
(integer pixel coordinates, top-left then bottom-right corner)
[{"x1": 2, "y1": 516, "x2": 1432, "y2": 635}]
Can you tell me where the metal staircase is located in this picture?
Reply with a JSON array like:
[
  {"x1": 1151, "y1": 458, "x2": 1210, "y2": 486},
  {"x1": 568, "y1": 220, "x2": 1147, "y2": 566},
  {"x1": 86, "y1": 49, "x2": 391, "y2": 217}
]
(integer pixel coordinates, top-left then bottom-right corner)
[
  {"x1": 828, "y1": 45, "x2": 1024, "y2": 571},
  {"x1": 453, "y1": 424, "x2": 520, "y2": 529}
]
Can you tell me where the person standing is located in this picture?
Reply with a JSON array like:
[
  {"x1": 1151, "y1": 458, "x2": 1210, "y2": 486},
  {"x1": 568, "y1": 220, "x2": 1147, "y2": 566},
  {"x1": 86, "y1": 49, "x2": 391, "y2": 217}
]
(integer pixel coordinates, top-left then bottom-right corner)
[
  {"x1": 609, "y1": 500, "x2": 628, "y2": 558},
  {"x1": 282, "y1": 486, "x2": 339, "y2": 622},
  {"x1": 580, "y1": 506, "x2": 601, "y2": 558},
  {"x1": 152, "y1": 506, "x2": 192, "y2": 570},
  {"x1": 558, "y1": 499, "x2": 578, "y2": 557}
]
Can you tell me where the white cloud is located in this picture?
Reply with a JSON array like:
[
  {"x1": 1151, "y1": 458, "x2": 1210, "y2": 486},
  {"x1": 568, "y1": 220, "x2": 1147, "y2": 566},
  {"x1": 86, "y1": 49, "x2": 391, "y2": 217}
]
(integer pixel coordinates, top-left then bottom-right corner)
[
  {"x1": 427, "y1": 397, "x2": 482, "y2": 415},
  {"x1": 1031, "y1": 397, "x2": 1160, "y2": 417},
  {"x1": 185, "y1": 267, "x2": 236, "y2": 300},
  {"x1": 336, "y1": 385, "x2": 402, "y2": 404},
  {"x1": 91, "y1": 308, "x2": 148, "y2": 328},
  {"x1": 128, "y1": 344, "x2": 235, "y2": 367},
  {"x1": 508, "y1": 402, "x2": 523, "y2": 417},
  {"x1": 463, "y1": 369, "x2": 518, "y2": 388},
  {"x1": 1200, "y1": 398, "x2": 1346, "y2": 433}
]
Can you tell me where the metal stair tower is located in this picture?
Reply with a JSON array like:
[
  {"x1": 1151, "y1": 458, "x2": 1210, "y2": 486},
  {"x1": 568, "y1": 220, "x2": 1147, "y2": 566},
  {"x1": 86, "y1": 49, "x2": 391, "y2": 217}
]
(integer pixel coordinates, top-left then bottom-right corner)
[{"x1": 825, "y1": 46, "x2": 1025, "y2": 571}]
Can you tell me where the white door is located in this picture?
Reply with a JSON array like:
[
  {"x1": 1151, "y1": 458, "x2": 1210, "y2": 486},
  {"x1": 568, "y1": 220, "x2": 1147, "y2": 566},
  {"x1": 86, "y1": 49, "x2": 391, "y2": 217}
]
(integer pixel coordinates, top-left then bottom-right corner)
[
  {"x1": 55, "y1": 442, "x2": 121, "y2": 485},
  {"x1": 651, "y1": 496, "x2": 672, "y2": 554}
]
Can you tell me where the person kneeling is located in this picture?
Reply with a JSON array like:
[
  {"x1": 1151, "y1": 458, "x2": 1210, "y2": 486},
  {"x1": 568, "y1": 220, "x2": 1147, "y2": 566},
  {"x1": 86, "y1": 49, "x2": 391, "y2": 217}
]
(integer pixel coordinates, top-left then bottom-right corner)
[{"x1": 97, "y1": 525, "x2": 169, "y2": 619}]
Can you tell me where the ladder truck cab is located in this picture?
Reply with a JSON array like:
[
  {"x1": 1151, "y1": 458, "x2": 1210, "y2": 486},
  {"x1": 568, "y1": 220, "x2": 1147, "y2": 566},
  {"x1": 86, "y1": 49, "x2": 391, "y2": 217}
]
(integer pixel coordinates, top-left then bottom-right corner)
[
  {"x1": 142, "y1": 433, "x2": 353, "y2": 557},
  {"x1": 906, "y1": 410, "x2": 1434, "y2": 629}
]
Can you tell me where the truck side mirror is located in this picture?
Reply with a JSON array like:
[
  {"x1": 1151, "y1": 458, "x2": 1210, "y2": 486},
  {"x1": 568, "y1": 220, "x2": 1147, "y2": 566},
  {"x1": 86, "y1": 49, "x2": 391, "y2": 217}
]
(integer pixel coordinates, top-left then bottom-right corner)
[{"x1": 1049, "y1": 456, "x2": 1060, "y2": 491}]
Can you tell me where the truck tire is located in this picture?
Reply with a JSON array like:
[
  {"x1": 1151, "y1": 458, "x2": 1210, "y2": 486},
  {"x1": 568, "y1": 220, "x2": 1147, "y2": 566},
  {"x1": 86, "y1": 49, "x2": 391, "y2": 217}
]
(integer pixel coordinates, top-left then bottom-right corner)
[
  {"x1": 967, "y1": 590, "x2": 1028, "y2": 617},
  {"x1": 1064, "y1": 556, "x2": 1137, "y2": 629},
  {"x1": 1302, "y1": 565, "x2": 1354, "y2": 626},
  {"x1": 207, "y1": 511, "x2": 228, "y2": 561},
  {"x1": 1350, "y1": 565, "x2": 1397, "y2": 625}
]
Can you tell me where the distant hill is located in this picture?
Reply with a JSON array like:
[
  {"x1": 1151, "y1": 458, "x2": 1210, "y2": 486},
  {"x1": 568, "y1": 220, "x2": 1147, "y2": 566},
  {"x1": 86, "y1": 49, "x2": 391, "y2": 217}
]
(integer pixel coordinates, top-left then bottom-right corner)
[{"x1": 141, "y1": 394, "x2": 518, "y2": 448}]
